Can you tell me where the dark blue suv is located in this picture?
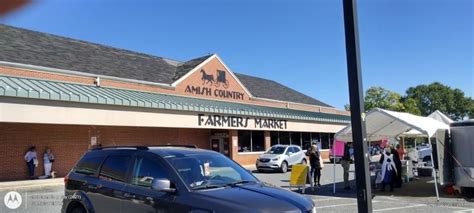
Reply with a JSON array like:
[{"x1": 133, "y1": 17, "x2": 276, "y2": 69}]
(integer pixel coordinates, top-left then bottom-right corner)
[{"x1": 61, "y1": 146, "x2": 316, "y2": 213}]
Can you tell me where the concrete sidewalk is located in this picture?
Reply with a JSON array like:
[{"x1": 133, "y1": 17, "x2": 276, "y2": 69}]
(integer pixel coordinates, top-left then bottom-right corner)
[{"x1": 0, "y1": 178, "x2": 64, "y2": 191}]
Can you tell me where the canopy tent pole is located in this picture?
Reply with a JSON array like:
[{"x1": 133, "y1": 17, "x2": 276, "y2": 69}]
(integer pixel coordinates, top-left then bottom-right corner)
[
  {"x1": 428, "y1": 136, "x2": 440, "y2": 201},
  {"x1": 333, "y1": 140, "x2": 336, "y2": 194}
]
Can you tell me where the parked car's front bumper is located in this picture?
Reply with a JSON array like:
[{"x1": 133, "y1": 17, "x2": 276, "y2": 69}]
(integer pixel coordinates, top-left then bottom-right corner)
[{"x1": 256, "y1": 160, "x2": 282, "y2": 169}]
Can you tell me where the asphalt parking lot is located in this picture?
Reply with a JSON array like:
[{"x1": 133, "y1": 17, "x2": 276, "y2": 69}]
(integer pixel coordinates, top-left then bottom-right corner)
[
  {"x1": 1, "y1": 163, "x2": 473, "y2": 212},
  {"x1": 253, "y1": 163, "x2": 474, "y2": 213}
]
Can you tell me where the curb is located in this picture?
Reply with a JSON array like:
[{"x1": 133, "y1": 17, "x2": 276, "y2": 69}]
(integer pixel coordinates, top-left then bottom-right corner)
[{"x1": 0, "y1": 178, "x2": 64, "y2": 191}]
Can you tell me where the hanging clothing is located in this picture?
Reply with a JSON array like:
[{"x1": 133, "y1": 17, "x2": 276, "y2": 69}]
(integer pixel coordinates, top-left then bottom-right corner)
[{"x1": 381, "y1": 152, "x2": 397, "y2": 184}]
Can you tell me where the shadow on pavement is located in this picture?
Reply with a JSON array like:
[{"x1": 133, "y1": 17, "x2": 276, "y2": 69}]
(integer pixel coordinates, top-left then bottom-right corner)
[{"x1": 284, "y1": 176, "x2": 473, "y2": 202}]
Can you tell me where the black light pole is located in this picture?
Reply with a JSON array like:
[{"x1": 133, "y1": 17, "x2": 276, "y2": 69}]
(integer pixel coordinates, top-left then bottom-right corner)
[{"x1": 342, "y1": 0, "x2": 372, "y2": 212}]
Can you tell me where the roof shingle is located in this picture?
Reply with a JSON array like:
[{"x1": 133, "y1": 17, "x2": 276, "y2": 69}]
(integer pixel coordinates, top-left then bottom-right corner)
[{"x1": 0, "y1": 24, "x2": 333, "y2": 108}]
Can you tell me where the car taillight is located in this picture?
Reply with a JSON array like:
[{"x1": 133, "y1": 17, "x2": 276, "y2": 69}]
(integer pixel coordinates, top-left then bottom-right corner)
[{"x1": 64, "y1": 174, "x2": 69, "y2": 185}]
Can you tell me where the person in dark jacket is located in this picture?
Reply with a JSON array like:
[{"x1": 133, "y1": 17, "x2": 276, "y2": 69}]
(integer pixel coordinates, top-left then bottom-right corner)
[
  {"x1": 24, "y1": 146, "x2": 37, "y2": 179},
  {"x1": 306, "y1": 144, "x2": 321, "y2": 189},
  {"x1": 391, "y1": 146, "x2": 402, "y2": 188},
  {"x1": 341, "y1": 142, "x2": 353, "y2": 190}
]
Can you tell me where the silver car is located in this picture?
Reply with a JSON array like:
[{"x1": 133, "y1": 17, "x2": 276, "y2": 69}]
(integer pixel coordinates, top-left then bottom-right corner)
[{"x1": 256, "y1": 145, "x2": 307, "y2": 173}]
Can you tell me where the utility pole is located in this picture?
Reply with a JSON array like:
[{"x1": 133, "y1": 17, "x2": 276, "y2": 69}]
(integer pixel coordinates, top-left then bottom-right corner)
[{"x1": 342, "y1": 0, "x2": 373, "y2": 212}]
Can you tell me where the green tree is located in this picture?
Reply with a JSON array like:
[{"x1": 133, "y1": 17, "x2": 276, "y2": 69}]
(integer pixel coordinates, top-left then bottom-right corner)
[
  {"x1": 344, "y1": 104, "x2": 351, "y2": 111},
  {"x1": 401, "y1": 97, "x2": 422, "y2": 115},
  {"x1": 364, "y1": 87, "x2": 405, "y2": 111},
  {"x1": 405, "y1": 82, "x2": 473, "y2": 120}
]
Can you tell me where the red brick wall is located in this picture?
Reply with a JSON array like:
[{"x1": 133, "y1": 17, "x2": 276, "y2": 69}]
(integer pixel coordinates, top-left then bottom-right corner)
[{"x1": 0, "y1": 123, "x2": 210, "y2": 181}]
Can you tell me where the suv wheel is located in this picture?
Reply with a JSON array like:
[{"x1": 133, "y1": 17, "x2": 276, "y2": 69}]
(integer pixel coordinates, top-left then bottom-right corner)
[
  {"x1": 70, "y1": 207, "x2": 86, "y2": 213},
  {"x1": 280, "y1": 161, "x2": 288, "y2": 173}
]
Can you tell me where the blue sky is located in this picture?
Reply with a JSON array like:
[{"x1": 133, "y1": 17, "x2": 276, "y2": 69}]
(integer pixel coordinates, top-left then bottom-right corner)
[{"x1": 1, "y1": 0, "x2": 472, "y2": 109}]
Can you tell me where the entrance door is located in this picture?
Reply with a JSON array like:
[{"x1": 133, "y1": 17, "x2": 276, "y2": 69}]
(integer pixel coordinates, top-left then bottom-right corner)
[{"x1": 210, "y1": 136, "x2": 230, "y2": 157}]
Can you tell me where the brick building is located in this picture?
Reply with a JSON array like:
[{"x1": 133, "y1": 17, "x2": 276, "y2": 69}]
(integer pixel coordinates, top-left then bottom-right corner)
[{"x1": 0, "y1": 24, "x2": 350, "y2": 181}]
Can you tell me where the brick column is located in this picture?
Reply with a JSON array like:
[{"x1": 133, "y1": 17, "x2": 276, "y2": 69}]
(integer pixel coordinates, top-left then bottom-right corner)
[
  {"x1": 264, "y1": 131, "x2": 271, "y2": 150},
  {"x1": 229, "y1": 130, "x2": 238, "y2": 160}
]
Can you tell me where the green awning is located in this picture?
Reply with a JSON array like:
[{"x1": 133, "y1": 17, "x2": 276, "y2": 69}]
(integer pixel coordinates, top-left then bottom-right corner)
[{"x1": 0, "y1": 75, "x2": 350, "y2": 124}]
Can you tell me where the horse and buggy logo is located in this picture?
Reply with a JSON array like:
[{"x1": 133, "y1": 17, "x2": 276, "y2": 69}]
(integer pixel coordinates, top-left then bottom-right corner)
[{"x1": 200, "y1": 69, "x2": 230, "y2": 89}]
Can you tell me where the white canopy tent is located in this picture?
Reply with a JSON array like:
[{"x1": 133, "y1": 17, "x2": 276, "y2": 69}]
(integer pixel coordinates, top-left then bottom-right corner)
[
  {"x1": 333, "y1": 108, "x2": 449, "y2": 200},
  {"x1": 400, "y1": 110, "x2": 453, "y2": 136},
  {"x1": 428, "y1": 110, "x2": 454, "y2": 125}
]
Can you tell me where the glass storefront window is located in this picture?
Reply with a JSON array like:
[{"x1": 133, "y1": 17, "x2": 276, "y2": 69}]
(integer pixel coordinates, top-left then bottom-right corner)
[
  {"x1": 252, "y1": 131, "x2": 265, "y2": 152},
  {"x1": 238, "y1": 130, "x2": 265, "y2": 152},
  {"x1": 321, "y1": 133, "x2": 330, "y2": 149},
  {"x1": 238, "y1": 131, "x2": 251, "y2": 152},
  {"x1": 329, "y1": 133, "x2": 334, "y2": 149},
  {"x1": 311, "y1": 132, "x2": 320, "y2": 145},
  {"x1": 302, "y1": 132, "x2": 311, "y2": 150},
  {"x1": 279, "y1": 132, "x2": 290, "y2": 145},
  {"x1": 290, "y1": 132, "x2": 301, "y2": 147},
  {"x1": 270, "y1": 132, "x2": 279, "y2": 146}
]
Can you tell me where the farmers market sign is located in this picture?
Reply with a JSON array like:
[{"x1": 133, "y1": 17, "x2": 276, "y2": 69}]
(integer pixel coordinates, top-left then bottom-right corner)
[{"x1": 198, "y1": 114, "x2": 288, "y2": 130}]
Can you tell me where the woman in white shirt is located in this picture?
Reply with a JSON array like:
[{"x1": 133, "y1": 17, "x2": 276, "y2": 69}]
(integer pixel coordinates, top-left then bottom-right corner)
[
  {"x1": 43, "y1": 147, "x2": 54, "y2": 178},
  {"x1": 24, "y1": 146, "x2": 37, "y2": 179}
]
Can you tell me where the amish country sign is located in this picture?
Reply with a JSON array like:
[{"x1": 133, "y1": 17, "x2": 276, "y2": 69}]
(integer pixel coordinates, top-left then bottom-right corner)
[
  {"x1": 184, "y1": 69, "x2": 245, "y2": 100},
  {"x1": 198, "y1": 114, "x2": 288, "y2": 130}
]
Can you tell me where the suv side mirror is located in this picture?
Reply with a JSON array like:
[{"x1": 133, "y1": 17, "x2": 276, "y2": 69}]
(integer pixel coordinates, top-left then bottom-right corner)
[
  {"x1": 287, "y1": 152, "x2": 293, "y2": 156},
  {"x1": 151, "y1": 178, "x2": 176, "y2": 193}
]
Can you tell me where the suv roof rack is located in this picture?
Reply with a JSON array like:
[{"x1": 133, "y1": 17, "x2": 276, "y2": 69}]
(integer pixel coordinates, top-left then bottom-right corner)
[
  {"x1": 92, "y1": 146, "x2": 149, "y2": 151},
  {"x1": 92, "y1": 144, "x2": 198, "y2": 151},
  {"x1": 150, "y1": 145, "x2": 198, "y2": 148}
]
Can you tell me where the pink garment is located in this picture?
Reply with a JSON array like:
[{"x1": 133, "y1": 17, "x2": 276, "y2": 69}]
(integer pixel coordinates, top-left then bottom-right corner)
[
  {"x1": 380, "y1": 138, "x2": 388, "y2": 148},
  {"x1": 332, "y1": 140, "x2": 345, "y2": 157}
]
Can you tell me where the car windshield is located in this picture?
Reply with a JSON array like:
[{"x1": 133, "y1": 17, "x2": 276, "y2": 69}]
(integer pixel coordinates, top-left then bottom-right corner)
[
  {"x1": 164, "y1": 152, "x2": 258, "y2": 190},
  {"x1": 265, "y1": 146, "x2": 286, "y2": 154}
]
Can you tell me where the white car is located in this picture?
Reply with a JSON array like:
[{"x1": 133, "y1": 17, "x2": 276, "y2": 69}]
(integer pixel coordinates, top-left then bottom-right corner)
[
  {"x1": 256, "y1": 145, "x2": 307, "y2": 173},
  {"x1": 415, "y1": 144, "x2": 433, "y2": 166}
]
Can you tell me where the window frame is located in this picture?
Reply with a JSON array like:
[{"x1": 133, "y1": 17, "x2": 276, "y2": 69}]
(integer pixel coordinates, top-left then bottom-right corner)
[
  {"x1": 130, "y1": 154, "x2": 170, "y2": 189},
  {"x1": 73, "y1": 155, "x2": 106, "y2": 177},
  {"x1": 238, "y1": 130, "x2": 265, "y2": 153},
  {"x1": 98, "y1": 154, "x2": 134, "y2": 184}
]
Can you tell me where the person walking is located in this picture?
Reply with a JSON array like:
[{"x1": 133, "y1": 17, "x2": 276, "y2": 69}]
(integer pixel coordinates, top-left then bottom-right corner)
[
  {"x1": 306, "y1": 144, "x2": 322, "y2": 189},
  {"x1": 24, "y1": 146, "x2": 38, "y2": 179},
  {"x1": 43, "y1": 147, "x2": 55, "y2": 178},
  {"x1": 341, "y1": 142, "x2": 353, "y2": 190},
  {"x1": 379, "y1": 147, "x2": 397, "y2": 192}
]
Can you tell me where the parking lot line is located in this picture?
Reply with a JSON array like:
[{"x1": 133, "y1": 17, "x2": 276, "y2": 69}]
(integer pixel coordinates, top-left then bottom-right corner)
[
  {"x1": 315, "y1": 202, "x2": 358, "y2": 209},
  {"x1": 316, "y1": 201, "x2": 380, "y2": 209},
  {"x1": 373, "y1": 204, "x2": 426, "y2": 212},
  {"x1": 453, "y1": 209, "x2": 474, "y2": 213},
  {"x1": 309, "y1": 196, "x2": 355, "y2": 202}
]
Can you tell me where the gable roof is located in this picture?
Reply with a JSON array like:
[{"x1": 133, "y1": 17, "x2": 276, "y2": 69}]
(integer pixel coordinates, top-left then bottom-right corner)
[
  {"x1": 0, "y1": 24, "x2": 181, "y2": 84},
  {"x1": 0, "y1": 24, "x2": 333, "y2": 108},
  {"x1": 236, "y1": 73, "x2": 332, "y2": 107},
  {"x1": 173, "y1": 54, "x2": 213, "y2": 81}
]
